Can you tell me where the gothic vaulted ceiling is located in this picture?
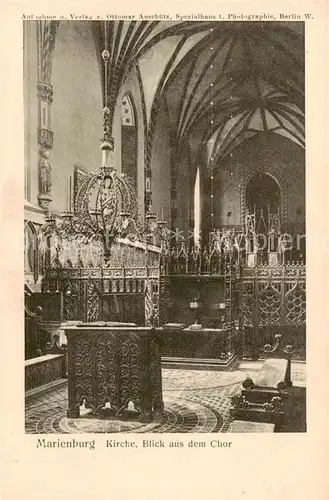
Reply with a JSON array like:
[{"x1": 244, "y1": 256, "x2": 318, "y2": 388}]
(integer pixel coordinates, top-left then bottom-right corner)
[{"x1": 92, "y1": 21, "x2": 304, "y2": 167}]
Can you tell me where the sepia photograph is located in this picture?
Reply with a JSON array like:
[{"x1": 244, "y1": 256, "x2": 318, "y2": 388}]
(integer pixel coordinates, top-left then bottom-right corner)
[{"x1": 24, "y1": 19, "x2": 306, "y2": 435}]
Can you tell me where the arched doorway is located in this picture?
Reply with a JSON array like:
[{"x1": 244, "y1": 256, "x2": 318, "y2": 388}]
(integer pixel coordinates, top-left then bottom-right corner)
[
  {"x1": 245, "y1": 172, "x2": 281, "y2": 258},
  {"x1": 246, "y1": 172, "x2": 281, "y2": 225}
]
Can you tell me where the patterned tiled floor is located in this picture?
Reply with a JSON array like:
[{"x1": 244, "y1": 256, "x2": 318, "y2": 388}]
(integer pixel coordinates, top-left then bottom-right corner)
[{"x1": 25, "y1": 362, "x2": 306, "y2": 434}]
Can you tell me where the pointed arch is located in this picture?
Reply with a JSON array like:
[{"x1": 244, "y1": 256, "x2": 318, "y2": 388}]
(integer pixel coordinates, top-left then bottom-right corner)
[{"x1": 240, "y1": 167, "x2": 288, "y2": 225}]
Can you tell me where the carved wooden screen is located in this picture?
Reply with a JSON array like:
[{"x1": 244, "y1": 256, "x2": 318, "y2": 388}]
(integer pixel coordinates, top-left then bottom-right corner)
[
  {"x1": 285, "y1": 280, "x2": 306, "y2": 325},
  {"x1": 240, "y1": 264, "x2": 306, "y2": 360},
  {"x1": 42, "y1": 239, "x2": 160, "y2": 326}
]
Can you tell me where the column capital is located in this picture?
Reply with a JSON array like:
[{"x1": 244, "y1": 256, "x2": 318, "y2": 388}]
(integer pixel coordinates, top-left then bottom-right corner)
[{"x1": 37, "y1": 193, "x2": 52, "y2": 213}]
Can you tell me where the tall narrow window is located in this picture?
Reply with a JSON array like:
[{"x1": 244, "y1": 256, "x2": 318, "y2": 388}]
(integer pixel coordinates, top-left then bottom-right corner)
[
  {"x1": 194, "y1": 167, "x2": 201, "y2": 246},
  {"x1": 121, "y1": 94, "x2": 137, "y2": 193}
]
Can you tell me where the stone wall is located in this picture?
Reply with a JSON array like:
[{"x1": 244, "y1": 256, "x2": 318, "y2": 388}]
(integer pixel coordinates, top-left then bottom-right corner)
[{"x1": 213, "y1": 133, "x2": 305, "y2": 231}]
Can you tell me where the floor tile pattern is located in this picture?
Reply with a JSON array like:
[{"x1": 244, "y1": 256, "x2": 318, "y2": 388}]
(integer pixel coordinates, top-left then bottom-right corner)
[{"x1": 25, "y1": 363, "x2": 306, "y2": 434}]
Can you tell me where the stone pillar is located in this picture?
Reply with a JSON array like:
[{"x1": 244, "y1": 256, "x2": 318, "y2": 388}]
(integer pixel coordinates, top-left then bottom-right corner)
[
  {"x1": 37, "y1": 82, "x2": 54, "y2": 212},
  {"x1": 36, "y1": 20, "x2": 59, "y2": 212}
]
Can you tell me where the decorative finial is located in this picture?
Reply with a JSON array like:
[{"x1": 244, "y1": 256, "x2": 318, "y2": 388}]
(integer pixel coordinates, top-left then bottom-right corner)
[{"x1": 102, "y1": 49, "x2": 110, "y2": 63}]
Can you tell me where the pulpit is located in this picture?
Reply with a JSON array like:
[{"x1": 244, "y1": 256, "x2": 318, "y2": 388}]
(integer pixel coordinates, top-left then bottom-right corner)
[{"x1": 64, "y1": 325, "x2": 163, "y2": 423}]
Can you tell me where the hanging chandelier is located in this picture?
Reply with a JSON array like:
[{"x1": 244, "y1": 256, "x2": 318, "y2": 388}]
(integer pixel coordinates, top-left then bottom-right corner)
[{"x1": 43, "y1": 21, "x2": 168, "y2": 259}]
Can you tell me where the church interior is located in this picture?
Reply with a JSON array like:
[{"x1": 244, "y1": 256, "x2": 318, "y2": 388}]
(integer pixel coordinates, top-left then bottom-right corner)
[{"x1": 24, "y1": 20, "x2": 306, "y2": 433}]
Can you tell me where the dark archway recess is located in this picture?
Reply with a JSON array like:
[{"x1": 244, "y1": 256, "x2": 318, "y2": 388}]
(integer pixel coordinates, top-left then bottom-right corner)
[{"x1": 246, "y1": 172, "x2": 281, "y2": 228}]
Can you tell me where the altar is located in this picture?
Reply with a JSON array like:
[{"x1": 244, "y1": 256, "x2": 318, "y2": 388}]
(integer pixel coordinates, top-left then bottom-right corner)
[
  {"x1": 156, "y1": 326, "x2": 237, "y2": 369},
  {"x1": 64, "y1": 325, "x2": 163, "y2": 423}
]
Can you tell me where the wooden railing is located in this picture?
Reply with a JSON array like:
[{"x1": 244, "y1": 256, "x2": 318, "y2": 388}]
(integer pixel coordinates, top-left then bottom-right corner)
[{"x1": 25, "y1": 353, "x2": 66, "y2": 392}]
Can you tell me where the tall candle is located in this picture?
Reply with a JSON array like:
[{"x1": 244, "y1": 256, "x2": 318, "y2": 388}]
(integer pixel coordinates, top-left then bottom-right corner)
[
  {"x1": 69, "y1": 175, "x2": 72, "y2": 212},
  {"x1": 65, "y1": 178, "x2": 67, "y2": 211},
  {"x1": 67, "y1": 177, "x2": 70, "y2": 212},
  {"x1": 67, "y1": 177, "x2": 69, "y2": 211},
  {"x1": 194, "y1": 168, "x2": 201, "y2": 247},
  {"x1": 71, "y1": 174, "x2": 74, "y2": 212}
]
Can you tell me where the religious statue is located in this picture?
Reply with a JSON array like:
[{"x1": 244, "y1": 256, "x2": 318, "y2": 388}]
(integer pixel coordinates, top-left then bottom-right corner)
[{"x1": 39, "y1": 148, "x2": 52, "y2": 195}]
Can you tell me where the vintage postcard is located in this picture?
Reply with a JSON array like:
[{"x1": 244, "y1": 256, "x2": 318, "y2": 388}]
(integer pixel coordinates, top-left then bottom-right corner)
[{"x1": 1, "y1": 0, "x2": 328, "y2": 499}]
